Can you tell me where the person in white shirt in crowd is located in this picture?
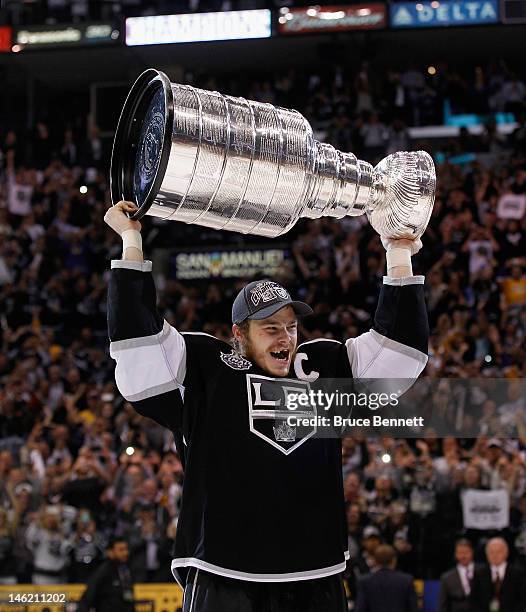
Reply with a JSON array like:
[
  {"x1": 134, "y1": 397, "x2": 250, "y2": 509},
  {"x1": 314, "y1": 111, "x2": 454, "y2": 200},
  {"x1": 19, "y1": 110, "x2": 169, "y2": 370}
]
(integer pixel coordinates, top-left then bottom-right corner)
[
  {"x1": 26, "y1": 506, "x2": 73, "y2": 584},
  {"x1": 5, "y1": 150, "x2": 35, "y2": 223}
]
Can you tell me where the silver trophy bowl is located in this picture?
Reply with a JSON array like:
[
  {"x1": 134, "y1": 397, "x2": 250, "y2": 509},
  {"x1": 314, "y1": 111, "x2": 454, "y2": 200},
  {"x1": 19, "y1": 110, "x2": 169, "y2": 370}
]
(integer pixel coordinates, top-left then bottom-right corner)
[{"x1": 110, "y1": 69, "x2": 436, "y2": 239}]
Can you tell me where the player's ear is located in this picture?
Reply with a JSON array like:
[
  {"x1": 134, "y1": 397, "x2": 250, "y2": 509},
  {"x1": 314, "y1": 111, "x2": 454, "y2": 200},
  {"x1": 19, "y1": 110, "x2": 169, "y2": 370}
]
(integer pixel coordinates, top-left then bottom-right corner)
[{"x1": 232, "y1": 324, "x2": 241, "y2": 341}]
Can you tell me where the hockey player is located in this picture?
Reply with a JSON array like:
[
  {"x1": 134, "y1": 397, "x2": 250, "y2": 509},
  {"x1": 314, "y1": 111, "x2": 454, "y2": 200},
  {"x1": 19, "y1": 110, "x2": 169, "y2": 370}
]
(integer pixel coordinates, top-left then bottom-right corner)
[{"x1": 105, "y1": 200, "x2": 428, "y2": 612}]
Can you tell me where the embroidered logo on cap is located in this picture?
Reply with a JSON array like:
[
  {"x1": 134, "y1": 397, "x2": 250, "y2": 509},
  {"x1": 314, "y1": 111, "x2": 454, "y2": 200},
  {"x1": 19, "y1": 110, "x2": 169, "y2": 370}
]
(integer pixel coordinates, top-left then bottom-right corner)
[{"x1": 249, "y1": 281, "x2": 289, "y2": 307}]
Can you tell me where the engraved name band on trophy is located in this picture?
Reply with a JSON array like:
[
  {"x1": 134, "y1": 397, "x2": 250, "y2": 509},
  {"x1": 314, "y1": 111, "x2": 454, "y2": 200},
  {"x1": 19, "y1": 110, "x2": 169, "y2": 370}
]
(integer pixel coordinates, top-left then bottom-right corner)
[{"x1": 110, "y1": 69, "x2": 436, "y2": 239}]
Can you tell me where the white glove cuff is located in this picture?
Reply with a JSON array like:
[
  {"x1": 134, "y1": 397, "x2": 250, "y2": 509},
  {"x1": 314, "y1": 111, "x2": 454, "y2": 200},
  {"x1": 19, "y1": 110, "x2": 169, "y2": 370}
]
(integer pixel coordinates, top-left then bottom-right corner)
[{"x1": 122, "y1": 229, "x2": 143, "y2": 255}]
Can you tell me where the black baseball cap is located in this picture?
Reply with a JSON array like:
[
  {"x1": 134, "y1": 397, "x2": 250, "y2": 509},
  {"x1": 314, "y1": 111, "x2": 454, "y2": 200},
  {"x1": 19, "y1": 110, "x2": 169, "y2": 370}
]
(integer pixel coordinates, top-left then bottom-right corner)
[{"x1": 232, "y1": 279, "x2": 313, "y2": 325}]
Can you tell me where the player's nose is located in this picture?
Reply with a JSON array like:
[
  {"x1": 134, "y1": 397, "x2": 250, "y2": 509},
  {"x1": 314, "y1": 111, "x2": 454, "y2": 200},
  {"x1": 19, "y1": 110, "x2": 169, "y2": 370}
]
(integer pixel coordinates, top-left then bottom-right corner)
[{"x1": 276, "y1": 330, "x2": 289, "y2": 344}]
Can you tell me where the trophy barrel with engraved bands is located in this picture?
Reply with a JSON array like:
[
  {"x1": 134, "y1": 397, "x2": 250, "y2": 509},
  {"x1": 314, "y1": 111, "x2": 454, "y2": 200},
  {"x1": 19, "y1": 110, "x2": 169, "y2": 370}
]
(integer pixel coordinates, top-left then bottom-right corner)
[{"x1": 110, "y1": 69, "x2": 436, "y2": 239}]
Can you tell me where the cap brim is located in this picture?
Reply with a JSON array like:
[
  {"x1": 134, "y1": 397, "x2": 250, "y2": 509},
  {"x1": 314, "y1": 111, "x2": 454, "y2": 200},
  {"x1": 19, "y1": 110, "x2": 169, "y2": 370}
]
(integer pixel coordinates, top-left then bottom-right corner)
[{"x1": 248, "y1": 300, "x2": 313, "y2": 321}]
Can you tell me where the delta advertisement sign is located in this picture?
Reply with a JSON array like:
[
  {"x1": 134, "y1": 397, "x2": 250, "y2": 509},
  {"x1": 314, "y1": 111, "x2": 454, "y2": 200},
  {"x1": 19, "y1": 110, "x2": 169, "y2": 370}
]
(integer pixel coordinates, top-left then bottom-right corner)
[
  {"x1": 279, "y1": 4, "x2": 386, "y2": 34},
  {"x1": 390, "y1": 0, "x2": 499, "y2": 28}
]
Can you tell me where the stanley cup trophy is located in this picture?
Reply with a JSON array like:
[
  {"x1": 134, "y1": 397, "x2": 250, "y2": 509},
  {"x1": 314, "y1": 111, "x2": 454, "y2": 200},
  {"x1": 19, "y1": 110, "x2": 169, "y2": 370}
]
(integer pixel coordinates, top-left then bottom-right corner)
[{"x1": 110, "y1": 69, "x2": 436, "y2": 239}]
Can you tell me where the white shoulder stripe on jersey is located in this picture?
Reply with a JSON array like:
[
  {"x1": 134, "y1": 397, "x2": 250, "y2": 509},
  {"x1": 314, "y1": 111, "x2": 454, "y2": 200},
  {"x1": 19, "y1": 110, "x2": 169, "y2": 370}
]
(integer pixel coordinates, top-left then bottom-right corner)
[
  {"x1": 346, "y1": 328, "x2": 427, "y2": 381},
  {"x1": 110, "y1": 320, "x2": 170, "y2": 354},
  {"x1": 345, "y1": 329, "x2": 428, "y2": 398},
  {"x1": 124, "y1": 380, "x2": 183, "y2": 403},
  {"x1": 111, "y1": 320, "x2": 187, "y2": 402},
  {"x1": 171, "y1": 553, "x2": 349, "y2": 584}
]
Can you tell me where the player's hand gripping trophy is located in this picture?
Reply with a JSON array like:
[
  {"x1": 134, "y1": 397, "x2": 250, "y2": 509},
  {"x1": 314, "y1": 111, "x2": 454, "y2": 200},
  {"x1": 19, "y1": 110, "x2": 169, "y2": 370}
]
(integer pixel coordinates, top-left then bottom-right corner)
[{"x1": 108, "y1": 70, "x2": 436, "y2": 263}]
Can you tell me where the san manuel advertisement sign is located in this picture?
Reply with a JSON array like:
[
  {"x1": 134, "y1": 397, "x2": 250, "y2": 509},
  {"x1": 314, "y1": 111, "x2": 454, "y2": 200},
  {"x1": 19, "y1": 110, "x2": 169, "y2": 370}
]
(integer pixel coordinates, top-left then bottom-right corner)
[
  {"x1": 173, "y1": 248, "x2": 288, "y2": 280},
  {"x1": 390, "y1": 0, "x2": 499, "y2": 28},
  {"x1": 279, "y1": 4, "x2": 386, "y2": 34}
]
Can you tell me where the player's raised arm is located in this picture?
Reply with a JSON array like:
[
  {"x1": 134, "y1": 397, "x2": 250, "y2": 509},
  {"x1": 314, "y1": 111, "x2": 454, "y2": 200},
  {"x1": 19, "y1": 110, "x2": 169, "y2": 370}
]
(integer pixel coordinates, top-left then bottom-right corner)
[
  {"x1": 104, "y1": 201, "x2": 187, "y2": 430},
  {"x1": 345, "y1": 236, "x2": 429, "y2": 383}
]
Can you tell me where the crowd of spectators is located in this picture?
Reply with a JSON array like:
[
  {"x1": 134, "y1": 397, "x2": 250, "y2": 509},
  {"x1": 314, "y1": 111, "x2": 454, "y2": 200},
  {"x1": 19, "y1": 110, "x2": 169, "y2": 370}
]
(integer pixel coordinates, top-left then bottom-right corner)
[{"x1": 0, "y1": 59, "x2": 525, "y2": 602}]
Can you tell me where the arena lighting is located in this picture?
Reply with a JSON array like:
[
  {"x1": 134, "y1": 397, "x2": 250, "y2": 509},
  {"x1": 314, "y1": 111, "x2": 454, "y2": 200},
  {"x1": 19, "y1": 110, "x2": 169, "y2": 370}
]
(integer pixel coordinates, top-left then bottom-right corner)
[
  {"x1": 416, "y1": 3, "x2": 424, "y2": 9},
  {"x1": 286, "y1": 13, "x2": 293, "y2": 20},
  {"x1": 11, "y1": 44, "x2": 22, "y2": 52},
  {"x1": 485, "y1": 355, "x2": 493, "y2": 363},
  {"x1": 279, "y1": 6, "x2": 289, "y2": 13},
  {"x1": 357, "y1": 8, "x2": 372, "y2": 15},
  {"x1": 381, "y1": 453, "x2": 392, "y2": 464},
  {"x1": 79, "y1": 185, "x2": 88, "y2": 194},
  {"x1": 428, "y1": 66, "x2": 437, "y2": 75},
  {"x1": 126, "y1": 446, "x2": 135, "y2": 456},
  {"x1": 125, "y1": 10, "x2": 272, "y2": 46},
  {"x1": 306, "y1": 7, "x2": 319, "y2": 16},
  {"x1": 319, "y1": 10, "x2": 346, "y2": 19},
  {"x1": 431, "y1": 0, "x2": 441, "y2": 6}
]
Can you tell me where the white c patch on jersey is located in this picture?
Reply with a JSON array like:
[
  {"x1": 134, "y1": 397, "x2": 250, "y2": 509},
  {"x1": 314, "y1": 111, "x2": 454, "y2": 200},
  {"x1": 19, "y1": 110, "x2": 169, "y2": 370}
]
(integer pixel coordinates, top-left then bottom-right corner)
[{"x1": 293, "y1": 352, "x2": 320, "y2": 382}]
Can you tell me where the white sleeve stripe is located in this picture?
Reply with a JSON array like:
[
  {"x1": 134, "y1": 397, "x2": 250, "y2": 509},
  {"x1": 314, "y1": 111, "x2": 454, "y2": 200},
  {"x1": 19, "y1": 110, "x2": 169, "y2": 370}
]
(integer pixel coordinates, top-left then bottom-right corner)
[
  {"x1": 369, "y1": 329, "x2": 428, "y2": 364},
  {"x1": 125, "y1": 380, "x2": 183, "y2": 403},
  {"x1": 111, "y1": 259, "x2": 153, "y2": 272},
  {"x1": 382, "y1": 275, "x2": 425, "y2": 286},
  {"x1": 111, "y1": 321, "x2": 187, "y2": 402},
  {"x1": 345, "y1": 329, "x2": 427, "y2": 380},
  {"x1": 110, "y1": 320, "x2": 171, "y2": 354}
]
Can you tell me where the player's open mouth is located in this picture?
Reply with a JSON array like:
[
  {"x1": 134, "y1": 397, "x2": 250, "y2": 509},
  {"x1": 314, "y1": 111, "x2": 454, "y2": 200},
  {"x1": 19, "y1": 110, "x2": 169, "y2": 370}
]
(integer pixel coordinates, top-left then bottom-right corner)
[{"x1": 270, "y1": 349, "x2": 290, "y2": 362}]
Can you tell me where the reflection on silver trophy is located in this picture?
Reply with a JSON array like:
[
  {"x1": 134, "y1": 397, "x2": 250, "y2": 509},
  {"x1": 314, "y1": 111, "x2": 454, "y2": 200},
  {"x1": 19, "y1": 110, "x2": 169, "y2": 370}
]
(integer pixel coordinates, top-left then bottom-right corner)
[{"x1": 110, "y1": 69, "x2": 436, "y2": 239}]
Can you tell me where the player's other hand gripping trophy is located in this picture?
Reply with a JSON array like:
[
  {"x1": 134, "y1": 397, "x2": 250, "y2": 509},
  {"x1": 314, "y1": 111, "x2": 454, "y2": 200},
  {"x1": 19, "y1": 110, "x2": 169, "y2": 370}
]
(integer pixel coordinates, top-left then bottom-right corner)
[{"x1": 109, "y1": 69, "x2": 436, "y2": 265}]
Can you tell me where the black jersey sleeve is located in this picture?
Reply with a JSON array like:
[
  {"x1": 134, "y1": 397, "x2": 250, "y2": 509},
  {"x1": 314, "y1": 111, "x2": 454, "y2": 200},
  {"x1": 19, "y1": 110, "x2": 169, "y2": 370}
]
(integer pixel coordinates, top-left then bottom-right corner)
[
  {"x1": 107, "y1": 260, "x2": 226, "y2": 431},
  {"x1": 296, "y1": 276, "x2": 428, "y2": 387},
  {"x1": 107, "y1": 260, "x2": 186, "y2": 430},
  {"x1": 345, "y1": 275, "x2": 429, "y2": 381}
]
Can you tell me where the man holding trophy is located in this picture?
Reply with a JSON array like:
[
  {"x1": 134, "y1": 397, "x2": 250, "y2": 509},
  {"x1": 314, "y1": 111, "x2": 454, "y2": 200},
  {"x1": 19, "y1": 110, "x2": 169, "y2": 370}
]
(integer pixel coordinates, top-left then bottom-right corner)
[{"x1": 105, "y1": 70, "x2": 434, "y2": 611}]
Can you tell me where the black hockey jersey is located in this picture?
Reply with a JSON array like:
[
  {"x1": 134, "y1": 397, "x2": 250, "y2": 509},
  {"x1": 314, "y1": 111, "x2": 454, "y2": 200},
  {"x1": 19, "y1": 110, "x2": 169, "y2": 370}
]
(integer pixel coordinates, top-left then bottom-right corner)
[{"x1": 107, "y1": 260, "x2": 428, "y2": 585}]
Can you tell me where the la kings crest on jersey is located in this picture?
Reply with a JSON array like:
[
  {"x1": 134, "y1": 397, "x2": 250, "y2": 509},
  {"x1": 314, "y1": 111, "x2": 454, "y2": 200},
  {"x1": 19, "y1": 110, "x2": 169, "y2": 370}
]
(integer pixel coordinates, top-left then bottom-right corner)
[
  {"x1": 246, "y1": 373, "x2": 316, "y2": 454},
  {"x1": 197, "y1": 337, "x2": 348, "y2": 456}
]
